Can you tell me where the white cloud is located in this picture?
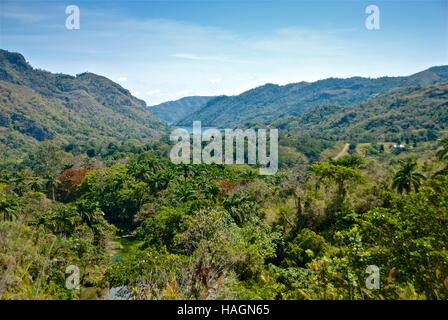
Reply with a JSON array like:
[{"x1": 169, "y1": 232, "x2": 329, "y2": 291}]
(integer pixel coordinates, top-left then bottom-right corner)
[
  {"x1": 175, "y1": 89, "x2": 194, "y2": 96},
  {"x1": 237, "y1": 75, "x2": 256, "y2": 81},
  {"x1": 146, "y1": 89, "x2": 161, "y2": 96},
  {"x1": 248, "y1": 27, "x2": 355, "y2": 57},
  {"x1": 3, "y1": 5, "x2": 422, "y2": 106},
  {"x1": 209, "y1": 78, "x2": 222, "y2": 84},
  {"x1": 172, "y1": 53, "x2": 232, "y2": 63}
]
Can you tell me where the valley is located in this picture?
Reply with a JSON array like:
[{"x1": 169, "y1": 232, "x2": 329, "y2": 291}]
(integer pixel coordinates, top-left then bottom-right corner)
[{"x1": 0, "y1": 49, "x2": 447, "y2": 300}]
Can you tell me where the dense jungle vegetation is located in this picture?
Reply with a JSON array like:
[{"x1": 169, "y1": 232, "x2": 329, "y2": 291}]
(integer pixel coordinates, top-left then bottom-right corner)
[
  {"x1": 1, "y1": 137, "x2": 447, "y2": 299},
  {"x1": 0, "y1": 50, "x2": 447, "y2": 300}
]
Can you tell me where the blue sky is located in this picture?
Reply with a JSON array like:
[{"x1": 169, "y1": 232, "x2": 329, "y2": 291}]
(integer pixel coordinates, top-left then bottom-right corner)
[{"x1": 1, "y1": 0, "x2": 447, "y2": 105}]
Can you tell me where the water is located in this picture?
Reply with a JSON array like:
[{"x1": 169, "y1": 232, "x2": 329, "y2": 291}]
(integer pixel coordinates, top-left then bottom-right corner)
[
  {"x1": 102, "y1": 237, "x2": 143, "y2": 300},
  {"x1": 104, "y1": 286, "x2": 132, "y2": 300}
]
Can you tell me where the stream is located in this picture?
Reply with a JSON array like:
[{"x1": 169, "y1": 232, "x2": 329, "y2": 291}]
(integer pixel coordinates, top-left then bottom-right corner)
[{"x1": 102, "y1": 237, "x2": 142, "y2": 300}]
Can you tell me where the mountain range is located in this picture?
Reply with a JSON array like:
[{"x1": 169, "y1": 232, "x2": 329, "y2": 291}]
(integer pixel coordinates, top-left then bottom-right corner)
[
  {"x1": 174, "y1": 66, "x2": 448, "y2": 127},
  {"x1": 1, "y1": 49, "x2": 447, "y2": 163}
]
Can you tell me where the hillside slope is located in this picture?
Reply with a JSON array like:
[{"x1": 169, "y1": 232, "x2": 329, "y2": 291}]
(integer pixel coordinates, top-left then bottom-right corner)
[
  {"x1": 149, "y1": 96, "x2": 214, "y2": 124},
  {"x1": 280, "y1": 82, "x2": 448, "y2": 143},
  {"x1": 0, "y1": 50, "x2": 167, "y2": 159}
]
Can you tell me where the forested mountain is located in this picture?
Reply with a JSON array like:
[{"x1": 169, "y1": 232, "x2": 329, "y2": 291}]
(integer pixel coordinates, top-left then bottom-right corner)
[
  {"x1": 149, "y1": 96, "x2": 214, "y2": 124},
  {"x1": 278, "y1": 82, "x2": 448, "y2": 143},
  {"x1": 0, "y1": 50, "x2": 167, "y2": 160},
  {"x1": 177, "y1": 66, "x2": 448, "y2": 127}
]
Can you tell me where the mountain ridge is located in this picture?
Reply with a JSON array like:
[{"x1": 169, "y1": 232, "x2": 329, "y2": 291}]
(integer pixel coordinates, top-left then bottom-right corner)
[
  {"x1": 0, "y1": 49, "x2": 167, "y2": 160},
  {"x1": 176, "y1": 65, "x2": 448, "y2": 127}
]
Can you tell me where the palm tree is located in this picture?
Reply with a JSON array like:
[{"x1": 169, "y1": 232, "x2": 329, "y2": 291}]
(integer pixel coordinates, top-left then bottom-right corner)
[
  {"x1": 43, "y1": 207, "x2": 77, "y2": 236},
  {"x1": 435, "y1": 138, "x2": 448, "y2": 176},
  {"x1": 75, "y1": 199, "x2": 102, "y2": 227},
  {"x1": 175, "y1": 182, "x2": 196, "y2": 202},
  {"x1": 0, "y1": 193, "x2": 20, "y2": 221},
  {"x1": 45, "y1": 173, "x2": 61, "y2": 201},
  {"x1": 392, "y1": 159, "x2": 425, "y2": 193},
  {"x1": 436, "y1": 138, "x2": 448, "y2": 161}
]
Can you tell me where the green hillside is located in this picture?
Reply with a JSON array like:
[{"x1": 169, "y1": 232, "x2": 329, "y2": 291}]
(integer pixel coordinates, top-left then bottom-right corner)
[
  {"x1": 0, "y1": 50, "x2": 167, "y2": 160},
  {"x1": 149, "y1": 96, "x2": 214, "y2": 124},
  {"x1": 279, "y1": 82, "x2": 448, "y2": 143}
]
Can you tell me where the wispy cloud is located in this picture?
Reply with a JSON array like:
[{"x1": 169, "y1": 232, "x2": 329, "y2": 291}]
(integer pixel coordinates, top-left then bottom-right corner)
[
  {"x1": 174, "y1": 89, "x2": 194, "y2": 96},
  {"x1": 171, "y1": 53, "x2": 224, "y2": 62},
  {"x1": 3, "y1": 2, "x2": 444, "y2": 105},
  {"x1": 171, "y1": 53, "x2": 248, "y2": 64},
  {"x1": 0, "y1": 8, "x2": 366, "y2": 104},
  {"x1": 248, "y1": 27, "x2": 357, "y2": 57},
  {"x1": 1, "y1": 10, "x2": 47, "y2": 23},
  {"x1": 146, "y1": 89, "x2": 161, "y2": 96},
  {"x1": 209, "y1": 78, "x2": 222, "y2": 84}
]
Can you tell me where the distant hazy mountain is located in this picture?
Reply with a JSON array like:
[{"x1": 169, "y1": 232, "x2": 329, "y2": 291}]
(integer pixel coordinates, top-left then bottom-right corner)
[
  {"x1": 177, "y1": 66, "x2": 448, "y2": 128},
  {"x1": 149, "y1": 96, "x2": 214, "y2": 124},
  {"x1": 0, "y1": 49, "x2": 166, "y2": 158}
]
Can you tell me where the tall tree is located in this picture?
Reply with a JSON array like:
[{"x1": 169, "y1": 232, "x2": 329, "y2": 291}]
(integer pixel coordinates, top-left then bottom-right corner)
[
  {"x1": 436, "y1": 138, "x2": 448, "y2": 162},
  {"x1": 435, "y1": 138, "x2": 448, "y2": 176},
  {"x1": 28, "y1": 142, "x2": 67, "y2": 200},
  {"x1": 0, "y1": 191, "x2": 20, "y2": 221},
  {"x1": 311, "y1": 157, "x2": 363, "y2": 212},
  {"x1": 392, "y1": 159, "x2": 425, "y2": 193}
]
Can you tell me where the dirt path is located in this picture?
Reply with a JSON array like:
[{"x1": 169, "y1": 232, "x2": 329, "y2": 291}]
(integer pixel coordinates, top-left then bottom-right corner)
[{"x1": 333, "y1": 143, "x2": 350, "y2": 160}]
